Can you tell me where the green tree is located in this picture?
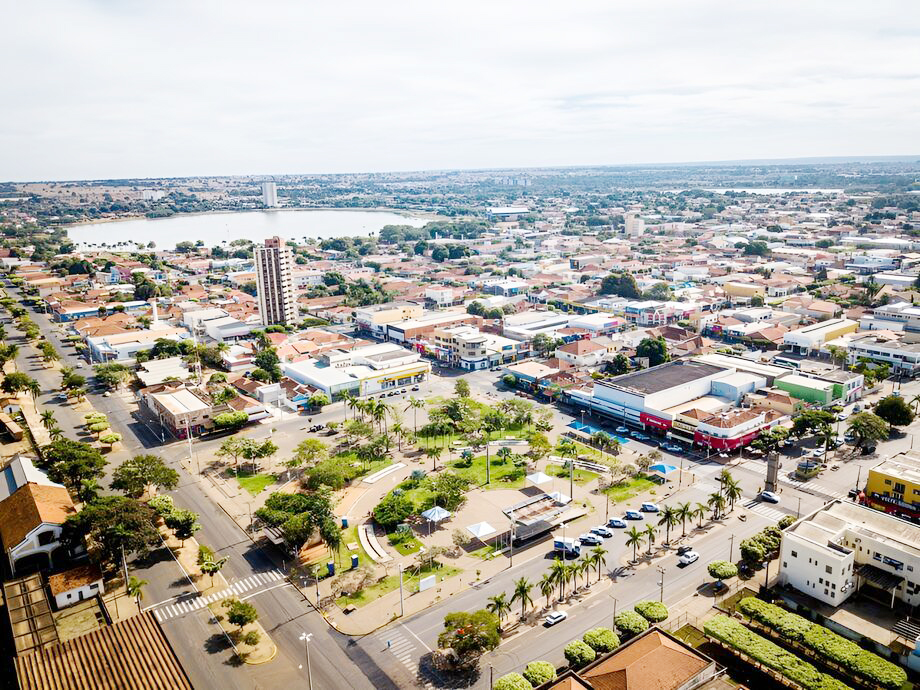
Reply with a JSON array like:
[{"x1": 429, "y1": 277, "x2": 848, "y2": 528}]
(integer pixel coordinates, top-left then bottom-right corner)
[
  {"x1": 707, "y1": 560, "x2": 738, "y2": 587},
  {"x1": 874, "y1": 395, "x2": 914, "y2": 427},
  {"x1": 564, "y1": 639, "x2": 596, "y2": 669},
  {"x1": 599, "y1": 272, "x2": 641, "y2": 298},
  {"x1": 614, "y1": 610, "x2": 650, "y2": 638},
  {"x1": 636, "y1": 337, "x2": 669, "y2": 366},
  {"x1": 110, "y1": 454, "x2": 179, "y2": 497},
  {"x1": 62, "y1": 496, "x2": 159, "y2": 567},
  {"x1": 486, "y1": 592, "x2": 511, "y2": 626},
  {"x1": 373, "y1": 492, "x2": 413, "y2": 528},
  {"x1": 127, "y1": 576, "x2": 148, "y2": 604},
  {"x1": 454, "y1": 378, "x2": 471, "y2": 398},
  {"x1": 610, "y1": 353, "x2": 630, "y2": 375},
  {"x1": 226, "y1": 599, "x2": 258, "y2": 631},
  {"x1": 791, "y1": 409, "x2": 835, "y2": 438},
  {"x1": 583, "y1": 627, "x2": 619, "y2": 653},
  {"x1": 1, "y1": 372, "x2": 41, "y2": 398},
  {"x1": 38, "y1": 438, "x2": 107, "y2": 494},
  {"x1": 213, "y1": 410, "x2": 249, "y2": 430},
  {"x1": 510, "y1": 577, "x2": 534, "y2": 620},
  {"x1": 437, "y1": 609, "x2": 501, "y2": 662},
  {"x1": 625, "y1": 526, "x2": 644, "y2": 563},
  {"x1": 522, "y1": 661, "x2": 556, "y2": 687},
  {"x1": 847, "y1": 412, "x2": 890, "y2": 449},
  {"x1": 164, "y1": 508, "x2": 201, "y2": 545},
  {"x1": 493, "y1": 673, "x2": 531, "y2": 690}
]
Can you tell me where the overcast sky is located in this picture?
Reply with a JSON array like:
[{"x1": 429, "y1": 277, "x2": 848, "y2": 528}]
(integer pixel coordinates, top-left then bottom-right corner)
[{"x1": 2, "y1": 1, "x2": 918, "y2": 181}]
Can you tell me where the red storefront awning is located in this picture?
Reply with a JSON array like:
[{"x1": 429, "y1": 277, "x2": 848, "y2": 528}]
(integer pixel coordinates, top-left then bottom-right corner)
[
  {"x1": 694, "y1": 428, "x2": 760, "y2": 450},
  {"x1": 641, "y1": 412, "x2": 672, "y2": 431}
]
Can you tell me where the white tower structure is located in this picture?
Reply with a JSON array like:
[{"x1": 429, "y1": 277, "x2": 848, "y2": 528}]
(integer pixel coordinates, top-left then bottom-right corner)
[{"x1": 254, "y1": 236, "x2": 297, "y2": 326}]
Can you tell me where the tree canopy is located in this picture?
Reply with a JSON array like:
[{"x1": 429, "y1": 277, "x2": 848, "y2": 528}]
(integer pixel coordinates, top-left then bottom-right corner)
[
  {"x1": 62, "y1": 496, "x2": 159, "y2": 567},
  {"x1": 874, "y1": 395, "x2": 914, "y2": 427},
  {"x1": 110, "y1": 454, "x2": 179, "y2": 497}
]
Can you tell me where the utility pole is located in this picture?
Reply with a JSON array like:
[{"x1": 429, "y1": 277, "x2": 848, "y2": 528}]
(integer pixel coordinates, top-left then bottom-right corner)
[
  {"x1": 797, "y1": 496, "x2": 802, "y2": 519},
  {"x1": 398, "y1": 564, "x2": 404, "y2": 617},
  {"x1": 299, "y1": 632, "x2": 313, "y2": 690},
  {"x1": 656, "y1": 566, "x2": 665, "y2": 602},
  {"x1": 729, "y1": 534, "x2": 735, "y2": 563},
  {"x1": 610, "y1": 595, "x2": 618, "y2": 628},
  {"x1": 508, "y1": 508, "x2": 515, "y2": 568}
]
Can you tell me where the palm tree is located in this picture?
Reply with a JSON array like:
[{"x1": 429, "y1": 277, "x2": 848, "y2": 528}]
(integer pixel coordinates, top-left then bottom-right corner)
[
  {"x1": 40, "y1": 409, "x2": 56, "y2": 431},
  {"x1": 708, "y1": 491, "x2": 726, "y2": 520},
  {"x1": 911, "y1": 394, "x2": 920, "y2": 414},
  {"x1": 78, "y1": 478, "x2": 100, "y2": 503},
  {"x1": 579, "y1": 557, "x2": 592, "y2": 589},
  {"x1": 405, "y1": 396, "x2": 425, "y2": 434},
  {"x1": 644, "y1": 523, "x2": 657, "y2": 556},
  {"x1": 200, "y1": 555, "x2": 229, "y2": 587},
  {"x1": 26, "y1": 378, "x2": 41, "y2": 400},
  {"x1": 694, "y1": 502, "x2": 708, "y2": 528},
  {"x1": 550, "y1": 558, "x2": 568, "y2": 601},
  {"x1": 564, "y1": 563, "x2": 578, "y2": 597},
  {"x1": 48, "y1": 426, "x2": 64, "y2": 441},
  {"x1": 658, "y1": 505, "x2": 679, "y2": 545},
  {"x1": 487, "y1": 592, "x2": 511, "y2": 627},
  {"x1": 590, "y1": 545, "x2": 607, "y2": 582},
  {"x1": 424, "y1": 445, "x2": 442, "y2": 472},
  {"x1": 391, "y1": 421, "x2": 405, "y2": 451},
  {"x1": 677, "y1": 501, "x2": 692, "y2": 538},
  {"x1": 342, "y1": 392, "x2": 356, "y2": 421},
  {"x1": 496, "y1": 446, "x2": 513, "y2": 466},
  {"x1": 539, "y1": 573, "x2": 555, "y2": 608},
  {"x1": 511, "y1": 577, "x2": 534, "y2": 620},
  {"x1": 723, "y1": 477, "x2": 743, "y2": 512},
  {"x1": 127, "y1": 576, "x2": 148, "y2": 606},
  {"x1": 625, "y1": 526, "x2": 644, "y2": 564}
]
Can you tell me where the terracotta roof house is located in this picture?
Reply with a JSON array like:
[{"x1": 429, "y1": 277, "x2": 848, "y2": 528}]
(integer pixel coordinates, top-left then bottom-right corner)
[
  {"x1": 47, "y1": 563, "x2": 104, "y2": 609},
  {"x1": 555, "y1": 339, "x2": 608, "y2": 367},
  {"x1": 536, "y1": 627, "x2": 719, "y2": 690},
  {"x1": 0, "y1": 483, "x2": 78, "y2": 575}
]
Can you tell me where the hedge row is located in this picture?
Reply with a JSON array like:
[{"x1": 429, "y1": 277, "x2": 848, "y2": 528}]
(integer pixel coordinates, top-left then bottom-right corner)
[
  {"x1": 704, "y1": 615, "x2": 850, "y2": 690},
  {"x1": 737, "y1": 597, "x2": 906, "y2": 690},
  {"x1": 614, "y1": 610, "x2": 649, "y2": 637},
  {"x1": 633, "y1": 600, "x2": 668, "y2": 623}
]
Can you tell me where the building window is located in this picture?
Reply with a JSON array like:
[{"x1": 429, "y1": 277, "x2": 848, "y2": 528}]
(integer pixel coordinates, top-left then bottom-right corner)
[
  {"x1": 825, "y1": 565, "x2": 832, "y2": 574},
  {"x1": 831, "y1": 591, "x2": 835, "y2": 598},
  {"x1": 37, "y1": 530, "x2": 55, "y2": 546},
  {"x1": 819, "y1": 577, "x2": 824, "y2": 585},
  {"x1": 791, "y1": 550, "x2": 797, "y2": 558}
]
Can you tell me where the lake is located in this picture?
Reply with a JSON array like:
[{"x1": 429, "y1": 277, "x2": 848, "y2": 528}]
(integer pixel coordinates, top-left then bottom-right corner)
[{"x1": 65, "y1": 209, "x2": 431, "y2": 249}]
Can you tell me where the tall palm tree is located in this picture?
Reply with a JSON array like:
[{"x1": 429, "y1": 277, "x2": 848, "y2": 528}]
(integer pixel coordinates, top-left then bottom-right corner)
[
  {"x1": 486, "y1": 592, "x2": 511, "y2": 626},
  {"x1": 405, "y1": 396, "x2": 425, "y2": 434},
  {"x1": 424, "y1": 445, "x2": 442, "y2": 472},
  {"x1": 723, "y1": 477, "x2": 743, "y2": 512},
  {"x1": 644, "y1": 523, "x2": 657, "y2": 556},
  {"x1": 26, "y1": 378, "x2": 41, "y2": 400},
  {"x1": 590, "y1": 545, "x2": 607, "y2": 582},
  {"x1": 511, "y1": 577, "x2": 534, "y2": 620},
  {"x1": 539, "y1": 573, "x2": 555, "y2": 609},
  {"x1": 48, "y1": 426, "x2": 64, "y2": 441},
  {"x1": 694, "y1": 502, "x2": 708, "y2": 528},
  {"x1": 127, "y1": 576, "x2": 148, "y2": 606},
  {"x1": 391, "y1": 422, "x2": 405, "y2": 451},
  {"x1": 40, "y1": 409, "x2": 56, "y2": 431},
  {"x1": 911, "y1": 394, "x2": 920, "y2": 414},
  {"x1": 625, "y1": 526, "x2": 644, "y2": 564},
  {"x1": 579, "y1": 557, "x2": 592, "y2": 588},
  {"x1": 550, "y1": 558, "x2": 568, "y2": 601},
  {"x1": 708, "y1": 491, "x2": 726, "y2": 520},
  {"x1": 564, "y1": 563, "x2": 578, "y2": 596},
  {"x1": 677, "y1": 501, "x2": 692, "y2": 537},
  {"x1": 658, "y1": 505, "x2": 679, "y2": 545},
  {"x1": 342, "y1": 392, "x2": 356, "y2": 421}
]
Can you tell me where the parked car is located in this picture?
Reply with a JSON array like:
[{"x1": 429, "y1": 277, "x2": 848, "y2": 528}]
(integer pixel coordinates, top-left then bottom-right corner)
[
  {"x1": 853, "y1": 405, "x2": 862, "y2": 413},
  {"x1": 640, "y1": 502, "x2": 659, "y2": 513},
  {"x1": 811, "y1": 448, "x2": 826, "y2": 458},
  {"x1": 615, "y1": 426, "x2": 629, "y2": 434},
  {"x1": 631, "y1": 431, "x2": 649, "y2": 441},
  {"x1": 760, "y1": 490, "x2": 781, "y2": 504},
  {"x1": 676, "y1": 545, "x2": 693, "y2": 556},
  {"x1": 591, "y1": 525, "x2": 614, "y2": 538},
  {"x1": 848, "y1": 488, "x2": 860, "y2": 499},
  {"x1": 837, "y1": 412, "x2": 848, "y2": 421},
  {"x1": 624, "y1": 510, "x2": 643, "y2": 520},
  {"x1": 607, "y1": 518, "x2": 627, "y2": 529},
  {"x1": 663, "y1": 444, "x2": 683, "y2": 453},
  {"x1": 861, "y1": 445, "x2": 877, "y2": 455},
  {"x1": 678, "y1": 550, "x2": 700, "y2": 565},
  {"x1": 411, "y1": 386, "x2": 420, "y2": 391},
  {"x1": 544, "y1": 611, "x2": 568, "y2": 626},
  {"x1": 579, "y1": 533, "x2": 603, "y2": 546}
]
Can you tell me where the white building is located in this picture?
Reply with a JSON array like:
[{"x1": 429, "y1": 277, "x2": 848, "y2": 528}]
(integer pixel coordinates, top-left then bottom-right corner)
[
  {"x1": 783, "y1": 319, "x2": 858, "y2": 355},
  {"x1": 625, "y1": 211, "x2": 645, "y2": 238},
  {"x1": 780, "y1": 500, "x2": 920, "y2": 608},
  {"x1": 254, "y1": 236, "x2": 297, "y2": 326},
  {"x1": 48, "y1": 564, "x2": 105, "y2": 609},
  {"x1": 847, "y1": 334, "x2": 920, "y2": 376},
  {"x1": 0, "y1": 482, "x2": 77, "y2": 575},
  {"x1": 262, "y1": 181, "x2": 278, "y2": 208}
]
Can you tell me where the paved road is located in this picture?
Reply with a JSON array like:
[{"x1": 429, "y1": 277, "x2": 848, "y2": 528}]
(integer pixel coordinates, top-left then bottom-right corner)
[{"x1": 4, "y1": 287, "x2": 384, "y2": 690}]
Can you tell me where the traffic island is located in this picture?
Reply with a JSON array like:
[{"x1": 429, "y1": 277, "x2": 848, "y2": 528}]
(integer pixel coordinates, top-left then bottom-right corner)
[{"x1": 208, "y1": 598, "x2": 277, "y2": 665}]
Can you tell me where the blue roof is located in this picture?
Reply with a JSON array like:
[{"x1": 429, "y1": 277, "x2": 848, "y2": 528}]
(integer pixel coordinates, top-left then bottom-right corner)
[{"x1": 649, "y1": 463, "x2": 677, "y2": 474}]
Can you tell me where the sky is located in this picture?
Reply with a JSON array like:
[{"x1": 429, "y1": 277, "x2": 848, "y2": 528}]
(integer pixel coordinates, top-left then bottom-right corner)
[{"x1": 2, "y1": 1, "x2": 919, "y2": 181}]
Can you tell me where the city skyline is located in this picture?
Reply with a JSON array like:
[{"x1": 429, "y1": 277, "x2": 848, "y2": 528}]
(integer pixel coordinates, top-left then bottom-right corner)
[{"x1": 1, "y1": 1, "x2": 918, "y2": 181}]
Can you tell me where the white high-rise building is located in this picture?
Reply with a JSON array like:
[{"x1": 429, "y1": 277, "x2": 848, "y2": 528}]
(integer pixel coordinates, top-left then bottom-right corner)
[
  {"x1": 625, "y1": 211, "x2": 645, "y2": 238},
  {"x1": 254, "y1": 236, "x2": 297, "y2": 326},
  {"x1": 262, "y1": 181, "x2": 278, "y2": 208}
]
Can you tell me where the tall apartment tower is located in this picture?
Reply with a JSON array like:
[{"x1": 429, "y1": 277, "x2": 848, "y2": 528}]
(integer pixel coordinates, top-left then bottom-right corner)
[
  {"x1": 262, "y1": 181, "x2": 278, "y2": 208},
  {"x1": 254, "y1": 236, "x2": 297, "y2": 326},
  {"x1": 625, "y1": 211, "x2": 645, "y2": 238}
]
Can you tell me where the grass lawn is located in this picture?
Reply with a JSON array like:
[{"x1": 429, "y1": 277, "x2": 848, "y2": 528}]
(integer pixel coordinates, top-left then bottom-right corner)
[
  {"x1": 604, "y1": 474, "x2": 656, "y2": 503},
  {"x1": 335, "y1": 562, "x2": 461, "y2": 609},
  {"x1": 468, "y1": 543, "x2": 500, "y2": 560},
  {"x1": 546, "y1": 463, "x2": 599, "y2": 485},
  {"x1": 304, "y1": 525, "x2": 372, "y2": 568},
  {"x1": 234, "y1": 471, "x2": 276, "y2": 495},
  {"x1": 448, "y1": 453, "x2": 525, "y2": 488},
  {"x1": 671, "y1": 624, "x2": 707, "y2": 648},
  {"x1": 387, "y1": 531, "x2": 423, "y2": 556},
  {"x1": 401, "y1": 485, "x2": 437, "y2": 512},
  {"x1": 417, "y1": 427, "x2": 529, "y2": 450},
  {"x1": 570, "y1": 439, "x2": 621, "y2": 463}
]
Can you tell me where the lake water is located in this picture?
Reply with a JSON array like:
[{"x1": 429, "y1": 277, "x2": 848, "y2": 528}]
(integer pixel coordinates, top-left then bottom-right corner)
[{"x1": 65, "y1": 209, "x2": 430, "y2": 249}]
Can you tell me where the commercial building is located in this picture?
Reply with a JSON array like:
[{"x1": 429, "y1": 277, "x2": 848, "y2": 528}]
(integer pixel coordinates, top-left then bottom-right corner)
[
  {"x1": 783, "y1": 318, "x2": 859, "y2": 354},
  {"x1": 262, "y1": 181, "x2": 278, "y2": 207},
  {"x1": 871, "y1": 302, "x2": 920, "y2": 332},
  {"x1": 502, "y1": 311, "x2": 573, "y2": 340},
  {"x1": 139, "y1": 384, "x2": 213, "y2": 439},
  {"x1": 283, "y1": 342, "x2": 430, "y2": 398},
  {"x1": 774, "y1": 373, "x2": 836, "y2": 405},
  {"x1": 848, "y1": 333, "x2": 920, "y2": 376},
  {"x1": 254, "y1": 236, "x2": 297, "y2": 326},
  {"x1": 385, "y1": 310, "x2": 481, "y2": 344},
  {"x1": 354, "y1": 302, "x2": 425, "y2": 338},
  {"x1": 780, "y1": 500, "x2": 920, "y2": 608},
  {"x1": 864, "y1": 452, "x2": 920, "y2": 522},
  {"x1": 86, "y1": 327, "x2": 189, "y2": 363},
  {"x1": 425, "y1": 325, "x2": 526, "y2": 370}
]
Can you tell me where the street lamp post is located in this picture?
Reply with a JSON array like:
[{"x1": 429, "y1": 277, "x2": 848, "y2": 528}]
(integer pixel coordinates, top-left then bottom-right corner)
[
  {"x1": 398, "y1": 564, "x2": 405, "y2": 617},
  {"x1": 610, "y1": 595, "x2": 618, "y2": 628},
  {"x1": 729, "y1": 534, "x2": 735, "y2": 563},
  {"x1": 656, "y1": 566, "x2": 665, "y2": 602},
  {"x1": 299, "y1": 632, "x2": 313, "y2": 690},
  {"x1": 797, "y1": 496, "x2": 802, "y2": 519}
]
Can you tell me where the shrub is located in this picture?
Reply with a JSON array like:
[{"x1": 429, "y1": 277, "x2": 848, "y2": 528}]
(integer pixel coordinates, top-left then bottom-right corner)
[
  {"x1": 373, "y1": 492, "x2": 414, "y2": 529},
  {"x1": 633, "y1": 600, "x2": 668, "y2": 623},
  {"x1": 778, "y1": 515, "x2": 796, "y2": 529},
  {"x1": 704, "y1": 615, "x2": 849, "y2": 690},
  {"x1": 147, "y1": 494, "x2": 175, "y2": 518},
  {"x1": 494, "y1": 673, "x2": 531, "y2": 690},
  {"x1": 614, "y1": 610, "x2": 649, "y2": 638},
  {"x1": 582, "y1": 627, "x2": 619, "y2": 653},
  {"x1": 522, "y1": 661, "x2": 556, "y2": 687},
  {"x1": 707, "y1": 560, "x2": 738, "y2": 581},
  {"x1": 242, "y1": 630, "x2": 261, "y2": 646},
  {"x1": 738, "y1": 597, "x2": 906, "y2": 689},
  {"x1": 563, "y1": 639, "x2": 596, "y2": 669}
]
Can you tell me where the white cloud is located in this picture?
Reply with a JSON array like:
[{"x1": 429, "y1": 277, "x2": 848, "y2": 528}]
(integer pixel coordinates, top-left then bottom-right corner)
[{"x1": 1, "y1": 0, "x2": 918, "y2": 180}]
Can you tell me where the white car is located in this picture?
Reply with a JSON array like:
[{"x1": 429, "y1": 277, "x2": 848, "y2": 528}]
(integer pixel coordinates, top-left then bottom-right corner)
[
  {"x1": 760, "y1": 490, "x2": 781, "y2": 504},
  {"x1": 678, "y1": 550, "x2": 700, "y2": 565},
  {"x1": 544, "y1": 611, "x2": 568, "y2": 626}
]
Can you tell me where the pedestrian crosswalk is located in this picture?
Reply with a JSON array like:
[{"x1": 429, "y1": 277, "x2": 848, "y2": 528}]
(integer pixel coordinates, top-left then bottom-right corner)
[
  {"x1": 150, "y1": 568, "x2": 286, "y2": 622},
  {"x1": 742, "y1": 499, "x2": 788, "y2": 522},
  {"x1": 779, "y1": 475, "x2": 849, "y2": 501},
  {"x1": 379, "y1": 629, "x2": 434, "y2": 689}
]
